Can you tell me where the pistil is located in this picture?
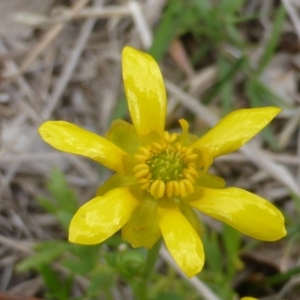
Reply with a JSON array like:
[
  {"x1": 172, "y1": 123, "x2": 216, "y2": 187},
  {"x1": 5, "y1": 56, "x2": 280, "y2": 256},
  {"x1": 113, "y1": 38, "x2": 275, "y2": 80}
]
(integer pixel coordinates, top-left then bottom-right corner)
[{"x1": 133, "y1": 131, "x2": 200, "y2": 199}]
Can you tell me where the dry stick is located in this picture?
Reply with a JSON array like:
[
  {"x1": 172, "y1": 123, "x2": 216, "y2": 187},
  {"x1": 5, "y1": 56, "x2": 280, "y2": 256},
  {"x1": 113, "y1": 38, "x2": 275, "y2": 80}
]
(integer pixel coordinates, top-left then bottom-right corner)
[
  {"x1": 8, "y1": 0, "x2": 90, "y2": 79},
  {"x1": 16, "y1": 6, "x2": 131, "y2": 26},
  {"x1": 128, "y1": 1, "x2": 152, "y2": 49},
  {"x1": 165, "y1": 80, "x2": 219, "y2": 126},
  {"x1": 42, "y1": 10, "x2": 98, "y2": 120},
  {"x1": 217, "y1": 152, "x2": 300, "y2": 165},
  {"x1": 297, "y1": 128, "x2": 300, "y2": 183},
  {"x1": 40, "y1": 3, "x2": 101, "y2": 183},
  {"x1": 160, "y1": 246, "x2": 221, "y2": 300},
  {"x1": 281, "y1": 1, "x2": 300, "y2": 194},
  {"x1": 0, "y1": 41, "x2": 42, "y2": 124},
  {"x1": 0, "y1": 234, "x2": 90, "y2": 290},
  {"x1": 0, "y1": 234, "x2": 33, "y2": 255},
  {"x1": 0, "y1": 1, "x2": 97, "y2": 197},
  {"x1": 278, "y1": 108, "x2": 300, "y2": 149},
  {"x1": 165, "y1": 79, "x2": 300, "y2": 196},
  {"x1": 144, "y1": 0, "x2": 166, "y2": 26},
  {"x1": 281, "y1": 0, "x2": 300, "y2": 39}
]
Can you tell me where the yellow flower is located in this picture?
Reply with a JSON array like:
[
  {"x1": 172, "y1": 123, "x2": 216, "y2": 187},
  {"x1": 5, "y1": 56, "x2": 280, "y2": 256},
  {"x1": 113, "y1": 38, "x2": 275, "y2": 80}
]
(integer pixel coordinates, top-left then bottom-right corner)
[{"x1": 39, "y1": 46, "x2": 286, "y2": 278}]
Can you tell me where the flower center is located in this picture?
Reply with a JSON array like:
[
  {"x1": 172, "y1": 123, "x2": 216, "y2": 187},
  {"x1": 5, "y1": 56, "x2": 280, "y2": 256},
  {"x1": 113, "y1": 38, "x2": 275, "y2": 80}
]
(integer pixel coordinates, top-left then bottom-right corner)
[{"x1": 133, "y1": 131, "x2": 199, "y2": 199}]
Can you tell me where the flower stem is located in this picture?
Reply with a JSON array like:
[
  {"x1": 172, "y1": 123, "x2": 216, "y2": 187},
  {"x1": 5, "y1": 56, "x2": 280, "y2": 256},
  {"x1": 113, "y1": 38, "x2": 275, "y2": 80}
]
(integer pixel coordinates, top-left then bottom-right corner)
[
  {"x1": 142, "y1": 239, "x2": 162, "y2": 279},
  {"x1": 132, "y1": 240, "x2": 162, "y2": 300}
]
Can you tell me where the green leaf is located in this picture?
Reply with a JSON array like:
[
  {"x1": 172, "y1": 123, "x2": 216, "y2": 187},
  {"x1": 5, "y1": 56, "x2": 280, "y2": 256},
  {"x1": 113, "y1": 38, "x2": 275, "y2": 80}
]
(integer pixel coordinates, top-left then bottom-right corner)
[
  {"x1": 39, "y1": 264, "x2": 73, "y2": 300},
  {"x1": 87, "y1": 267, "x2": 114, "y2": 297},
  {"x1": 219, "y1": 0, "x2": 246, "y2": 15},
  {"x1": 204, "y1": 56, "x2": 247, "y2": 105},
  {"x1": 203, "y1": 229, "x2": 222, "y2": 275},
  {"x1": 47, "y1": 169, "x2": 78, "y2": 213},
  {"x1": 217, "y1": 57, "x2": 235, "y2": 114},
  {"x1": 17, "y1": 241, "x2": 70, "y2": 272},
  {"x1": 246, "y1": 78, "x2": 284, "y2": 150},
  {"x1": 223, "y1": 224, "x2": 241, "y2": 278},
  {"x1": 37, "y1": 196, "x2": 57, "y2": 214},
  {"x1": 110, "y1": 95, "x2": 128, "y2": 121},
  {"x1": 149, "y1": 1, "x2": 186, "y2": 61},
  {"x1": 256, "y1": 4, "x2": 285, "y2": 75},
  {"x1": 62, "y1": 244, "x2": 101, "y2": 276},
  {"x1": 155, "y1": 292, "x2": 184, "y2": 300},
  {"x1": 38, "y1": 169, "x2": 79, "y2": 230}
]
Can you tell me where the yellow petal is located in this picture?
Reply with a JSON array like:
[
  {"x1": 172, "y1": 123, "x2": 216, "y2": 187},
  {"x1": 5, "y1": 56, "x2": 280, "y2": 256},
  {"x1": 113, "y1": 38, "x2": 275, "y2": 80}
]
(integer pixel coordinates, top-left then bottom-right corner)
[
  {"x1": 195, "y1": 173, "x2": 226, "y2": 189},
  {"x1": 106, "y1": 119, "x2": 141, "y2": 155},
  {"x1": 189, "y1": 187, "x2": 286, "y2": 241},
  {"x1": 122, "y1": 197, "x2": 161, "y2": 249},
  {"x1": 191, "y1": 107, "x2": 281, "y2": 158},
  {"x1": 96, "y1": 174, "x2": 137, "y2": 196},
  {"x1": 122, "y1": 46, "x2": 166, "y2": 137},
  {"x1": 39, "y1": 121, "x2": 134, "y2": 175},
  {"x1": 69, "y1": 187, "x2": 139, "y2": 244},
  {"x1": 178, "y1": 202, "x2": 204, "y2": 237},
  {"x1": 158, "y1": 206, "x2": 204, "y2": 277}
]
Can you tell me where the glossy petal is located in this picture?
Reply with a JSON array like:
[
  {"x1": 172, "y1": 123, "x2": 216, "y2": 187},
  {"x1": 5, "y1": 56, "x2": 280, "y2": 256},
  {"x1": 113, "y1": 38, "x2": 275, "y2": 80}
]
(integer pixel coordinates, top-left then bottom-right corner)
[
  {"x1": 191, "y1": 107, "x2": 281, "y2": 158},
  {"x1": 195, "y1": 173, "x2": 225, "y2": 189},
  {"x1": 178, "y1": 202, "x2": 204, "y2": 237},
  {"x1": 69, "y1": 187, "x2": 139, "y2": 244},
  {"x1": 122, "y1": 197, "x2": 161, "y2": 249},
  {"x1": 122, "y1": 46, "x2": 166, "y2": 137},
  {"x1": 39, "y1": 121, "x2": 133, "y2": 174},
  {"x1": 96, "y1": 174, "x2": 137, "y2": 196},
  {"x1": 189, "y1": 187, "x2": 286, "y2": 241},
  {"x1": 106, "y1": 119, "x2": 141, "y2": 155},
  {"x1": 158, "y1": 206, "x2": 204, "y2": 277}
]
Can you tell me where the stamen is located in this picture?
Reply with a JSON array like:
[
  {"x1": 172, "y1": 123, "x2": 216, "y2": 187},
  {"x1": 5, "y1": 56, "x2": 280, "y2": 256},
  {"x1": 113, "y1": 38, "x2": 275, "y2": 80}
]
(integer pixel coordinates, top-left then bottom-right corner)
[
  {"x1": 163, "y1": 131, "x2": 178, "y2": 143},
  {"x1": 133, "y1": 163, "x2": 149, "y2": 173},
  {"x1": 139, "y1": 147, "x2": 151, "y2": 156},
  {"x1": 138, "y1": 178, "x2": 150, "y2": 184},
  {"x1": 186, "y1": 167, "x2": 199, "y2": 178},
  {"x1": 183, "y1": 179, "x2": 194, "y2": 194},
  {"x1": 186, "y1": 153, "x2": 198, "y2": 160},
  {"x1": 166, "y1": 181, "x2": 173, "y2": 197},
  {"x1": 179, "y1": 180, "x2": 187, "y2": 197},
  {"x1": 134, "y1": 154, "x2": 148, "y2": 162},
  {"x1": 163, "y1": 131, "x2": 170, "y2": 142},
  {"x1": 134, "y1": 167, "x2": 150, "y2": 179},
  {"x1": 139, "y1": 182, "x2": 150, "y2": 190},
  {"x1": 184, "y1": 147, "x2": 193, "y2": 156},
  {"x1": 152, "y1": 142, "x2": 164, "y2": 150},
  {"x1": 149, "y1": 179, "x2": 165, "y2": 198},
  {"x1": 183, "y1": 170, "x2": 196, "y2": 183},
  {"x1": 169, "y1": 133, "x2": 178, "y2": 143},
  {"x1": 133, "y1": 131, "x2": 205, "y2": 198},
  {"x1": 175, "y1": 142, "x2": 181, "y2": 151}
]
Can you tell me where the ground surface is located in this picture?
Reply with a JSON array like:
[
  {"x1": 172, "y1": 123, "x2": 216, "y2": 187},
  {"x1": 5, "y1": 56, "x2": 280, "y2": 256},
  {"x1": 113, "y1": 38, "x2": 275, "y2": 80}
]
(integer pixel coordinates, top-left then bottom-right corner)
[{"x1": 1, "y1": 1, "x2": 300, "y2": 299}]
